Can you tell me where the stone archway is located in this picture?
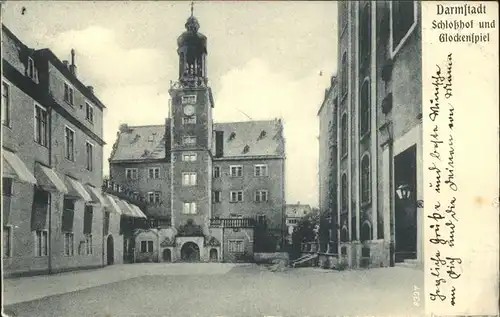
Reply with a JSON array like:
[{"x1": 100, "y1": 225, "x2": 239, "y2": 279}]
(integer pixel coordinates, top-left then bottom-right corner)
[{"x1": 180, "y1": 242, "x2": 200, "y2": 262}]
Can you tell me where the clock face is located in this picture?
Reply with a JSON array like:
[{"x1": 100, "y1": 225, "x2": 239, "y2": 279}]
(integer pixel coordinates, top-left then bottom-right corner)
[{"x1": 183, "y1": 105, "x2": 195, "y2": 116}]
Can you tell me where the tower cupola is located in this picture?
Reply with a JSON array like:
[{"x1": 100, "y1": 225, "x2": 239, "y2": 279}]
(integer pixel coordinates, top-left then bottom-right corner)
[{"x1": 177, "y1": 2, "x2": 208, "y2": 87}]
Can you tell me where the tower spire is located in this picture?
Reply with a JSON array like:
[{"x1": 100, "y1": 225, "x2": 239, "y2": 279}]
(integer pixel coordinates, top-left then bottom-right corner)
[{"x1": 190, "y1": 1, "x2": 194, "y2": 17}]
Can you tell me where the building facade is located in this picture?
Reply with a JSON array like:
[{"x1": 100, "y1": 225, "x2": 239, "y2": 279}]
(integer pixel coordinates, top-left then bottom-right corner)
[
  {"x1": 284, "y1": 203, "x2": 313, "y2": 244},
  {"x1": 325, "y1": 1, "x2": 422, "y2": 269},
  {"x1": 108, "y1": 11, "x2": 286, "y2": 263},
  {"x1": 1, "y1": 25, "x2": 145, "y2": 277}
]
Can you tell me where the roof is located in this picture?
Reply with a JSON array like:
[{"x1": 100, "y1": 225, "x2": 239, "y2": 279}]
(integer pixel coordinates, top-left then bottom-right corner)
[
  {"x1": 109, "y1": 122, "x2": 170, "y2": 162},
  {"x1": 285, "y1": 204, "x2": 313, "y2": 218},
  {"x1": 213, "y1": 119, "x2": 285, "y2": 158},
  {"x1": 317, "y1": 75, "x2": 338, "y2": 116}
]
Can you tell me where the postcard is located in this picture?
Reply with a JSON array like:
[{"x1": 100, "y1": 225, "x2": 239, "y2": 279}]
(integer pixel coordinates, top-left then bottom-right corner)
[{"x1": 0, "y1": 1, "x2": 498, "y2": 317}]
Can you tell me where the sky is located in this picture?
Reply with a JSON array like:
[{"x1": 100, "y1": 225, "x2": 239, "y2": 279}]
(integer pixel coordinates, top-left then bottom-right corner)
[{"x1": 2, "y1": 1, "x2": 338, "y2": 207}]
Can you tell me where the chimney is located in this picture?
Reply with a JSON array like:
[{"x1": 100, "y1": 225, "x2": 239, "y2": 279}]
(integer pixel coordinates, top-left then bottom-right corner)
[
  {"x1": 215, "y1": 130, "x2": 224, "y2": 158},
  {"x1": 87, "y1": 86, "x2": 94, "y2": 94},
  {"x1": 119, "y1": 123, "x2": 130, "y2": 133},
  {"x1": 62, "y1": 60, "x2": 69, "y2": 68},
  {"x1": 69, "y1": 49, "x2": 77, "y2": 76}
]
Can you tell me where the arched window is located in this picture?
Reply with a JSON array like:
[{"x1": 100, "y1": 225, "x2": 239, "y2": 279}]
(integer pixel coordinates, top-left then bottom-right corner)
[
  {"x1": 341, "y1": 114, "x2": 348, "y2": 156},
  {"x1": 360, "y1": 80, "x2": 370, "y2": 137},
  {"x1": 361, "y1": 154, "x2": 371, "y2": 203},
  {"x1": 359, "y1": 2, "x2": 371, "y2": 65},
  {"x1": 341, "y1": 53, "x2": 348, "y2": 97},
  {"x1": 341, "y1": 173, "x2": 348, "y2": 211},
  {"x1": 360, "y1": 221, "x2": 372, "y2": 242},
  {"x1": 340, "y1": 227, "x2": 348, "y2": 243}
]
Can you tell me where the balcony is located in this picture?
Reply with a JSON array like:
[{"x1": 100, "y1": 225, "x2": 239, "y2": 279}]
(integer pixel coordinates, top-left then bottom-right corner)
[{"x1": 210, "y1": 218, "x2": 256, "y2": 228}]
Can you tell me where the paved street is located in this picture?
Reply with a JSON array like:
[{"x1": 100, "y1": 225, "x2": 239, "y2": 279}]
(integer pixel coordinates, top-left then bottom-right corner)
[{"x1": 3, "y1": 263, "x2": 424, "y2": 317}]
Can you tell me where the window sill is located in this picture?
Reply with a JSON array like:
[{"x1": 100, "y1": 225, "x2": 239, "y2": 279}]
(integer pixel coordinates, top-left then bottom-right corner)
[
  {"x1": 86, "y1": 119, "x2": 94, "y2": 125},
  {"x1": 34, "y1": 141, "x2": 49, "y2": 149}
]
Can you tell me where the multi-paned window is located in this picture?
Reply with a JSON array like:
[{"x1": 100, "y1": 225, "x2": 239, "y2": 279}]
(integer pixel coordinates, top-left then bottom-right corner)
[
  {"x1": 341, "y1": 114, "x2": 348, "y2": 157},
  {"x1": 125, "y1": 168, "x2": 138, "y2": 180},
  {"x1": 255, "y1": 190, "x2": 268, "y2": 202},
  {"x1": 359, "y1": 79, "x2": 370, "y2": 137},
  {"x1": 64, "y1": 232, "x2": 74, "y2": 256},
  {"x1": 182, "y1": 202, "x2": 197, "y2": 214},
  {"x1": 230, "y1": 165, "x2": 243, "y2": 177},
  {"x1": 254, "y1": 164, "x2": 268, "y2": 177},
  {"x1": 182, "y1": 116, "x2": 196, "y2": 124},
  {"x1": 148, "y1": 167, "x2": 160, "y2": 179},
  {"x1": 86, "y1": 102, "x2": 94, "y2": 123},
  {"x1": 86, "y1": 141, "x2": 94, "y2": 171},
  {"x1": 213, "y1": 190, "x2": 221, "y2": 203},
  {"x1": 228, "y1": 240, "x2": 244, "y2": 253},
  {"x1": 360, "y1": 155, "x2": 371, "y2": 203},
  {"x1": 182, "y1": 172, "x2": 197, "y2": 186},
  {"x1": 230, "y1": 191, "x2": 244, "y2": 203},
  {"x1": 3, "y1": 226, "x2": 12, "y2": 258},
  {"x1": 147, "y1": 191, "x2": 161, "y2": 203},
  {"x1": 35, "y1": 230, "x2": 48, "y2": 257},
  {"x1": 2, "y1": 81, "x2": 10, "y2": 126},
  {"x1": 182, "y1": 136, "x2": 197, "y2": 146},
  {"x1": 27, "y1": 57, "x2": 38, "y2": 81},
  {"x1": 140, "y1": 240, "x2": 154, "y2": 253},
  {"x1": 181, "y1": 95, "x2": 197, "y2": 104},
  {"x1": 65, "y1": 126, "x2": 75, "y2": 161},
  {"x1": 34, "y1": 104, "x2": 48, "y2": 146},
  {"x1": 85, "y1": 234, "x2": 93, "y2": 255},
  {"x1": 213, "y1": 166, "x2": 220, "y2": 178},
  {"x1": 182, "y1": 153, "x2": 197, "y2": 162},
  {"x1": 391, "y1": 1, "x2": 417, "y2": 55},
  {"x1": 64, "y1": 82, "x2": 74, "y2": 105}
]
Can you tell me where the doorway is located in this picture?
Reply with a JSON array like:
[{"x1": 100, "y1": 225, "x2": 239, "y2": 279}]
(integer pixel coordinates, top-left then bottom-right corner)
[
  {"x1": 163, "y1": 248, "x2": 172, "y2": 262},
  {"x1": 180, "y1": 242, "x2": 200, "y2": 262},
  {"x1": 209, "y1": 248, "x2": 218, "y2": 262},
  {"x1": 107, "y1": 235, "x2": 114, "y2": 265},
  {"x1": 394, "y1": 145, "x2": 417, "y2": 262}
]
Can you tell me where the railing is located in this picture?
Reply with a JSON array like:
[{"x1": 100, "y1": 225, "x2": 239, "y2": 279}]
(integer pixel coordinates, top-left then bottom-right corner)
[{"x1": 210, "y1": 218, "x2": 256, "y2": 228}]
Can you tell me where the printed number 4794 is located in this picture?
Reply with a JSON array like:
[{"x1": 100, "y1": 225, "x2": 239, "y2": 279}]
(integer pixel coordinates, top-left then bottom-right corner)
[{"x1": 413, "y1": 285, "x2": 421, "y2": 307}]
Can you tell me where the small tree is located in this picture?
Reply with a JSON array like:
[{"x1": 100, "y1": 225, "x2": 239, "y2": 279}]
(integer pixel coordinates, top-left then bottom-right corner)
[{"x1": 290, "y1": 209, "x2": 320, "y2": 259}]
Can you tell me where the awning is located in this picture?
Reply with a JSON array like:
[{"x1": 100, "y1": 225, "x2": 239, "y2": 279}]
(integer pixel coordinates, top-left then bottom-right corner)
[
  {"x1": 2, "y1": 149, "x2": 37, "y2": 184},
  {"x1": 104, "y1": 195, "x2": 122, "y2": 215},
  {"x1": 130, "y1": 203, "x2": 147, "y2": 219},
  {"x1": 34, "y1": 163, "x2": 68, "y2": 193},
  {"x1": 86, "y1": 185, "x2": 108, "y2": 207},
  {"x1": 65, "y1": 177, "x2": 92, "y2": 202},
  {"x1": 116, "y1": 199, "x2": 140, "y2": 218}
]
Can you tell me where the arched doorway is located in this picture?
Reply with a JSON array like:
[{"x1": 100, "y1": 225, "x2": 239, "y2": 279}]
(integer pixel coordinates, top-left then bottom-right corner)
[
  {"x1": 209, "y1": 248, "x2": 218, "y2": 262},
  {"x1": 180, "y1": 242, "x2": 200, "y2": 262},
  {"x1": 107, "y1": 235, "x2": 114, "y2": 265},
  {"x1": 163, "y1": 249, "x2": 172, "y2": 262}
]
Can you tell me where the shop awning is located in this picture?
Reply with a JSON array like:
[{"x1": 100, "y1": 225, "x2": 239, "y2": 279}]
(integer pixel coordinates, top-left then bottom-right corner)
[
  {"x1": 129, "y1": 203, "x2": 147, "y2": 219},
  {"x1": 65, "y1": 177, "x2": 92, "y2": 202},
  {"x1": 116, "y1": 199, "x2": 142, "y2": 218},
  {"x1": 34, "y1": 163, "x2": 68, "y2": 193},
  {"x1": 86, "y1": 185, "x2": 108, "y2": 207},
  {"x1": 2, "y1": 149, "x2": 37, "y2": 184},
  {"x1": 104, "y1": 194, "x2": 122, "y2": 215}
]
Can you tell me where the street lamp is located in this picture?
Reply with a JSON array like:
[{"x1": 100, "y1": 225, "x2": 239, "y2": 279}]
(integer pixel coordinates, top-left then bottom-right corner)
[{"x1": 396, "y1": 184, "x2": 411, "y2": 200}]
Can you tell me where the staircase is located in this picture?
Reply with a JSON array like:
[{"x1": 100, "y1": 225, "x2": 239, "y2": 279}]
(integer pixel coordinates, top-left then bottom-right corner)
[{"x1": 291, "y1": 254, "x2": 318, "y2": 268}]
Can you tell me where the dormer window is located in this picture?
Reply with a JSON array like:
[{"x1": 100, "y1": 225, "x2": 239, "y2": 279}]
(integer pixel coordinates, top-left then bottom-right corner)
[
  {"x1": 258, "y1": 130, "x2": 267, "y2": 140},
  {"x1": 148, "y1": 135, "x2": 154, "y2": 142},
  {"x1": 228, "y1": 132, "x2": 236, "y2": 141},
  {"x1": 27, "y1": 57, "x2": 38, "y2": 81},
  {"x1": 243, "y1": 145, "x2": 250, "y2": 153},
  {"x1": 64, "y1": 83, "x2": 74, "y2": 106}
]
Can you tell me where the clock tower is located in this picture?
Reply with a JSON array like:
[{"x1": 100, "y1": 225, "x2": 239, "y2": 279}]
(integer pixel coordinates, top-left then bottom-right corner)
[{"x1": 169, "y1": 7, "x2": 214, "y2": 237}]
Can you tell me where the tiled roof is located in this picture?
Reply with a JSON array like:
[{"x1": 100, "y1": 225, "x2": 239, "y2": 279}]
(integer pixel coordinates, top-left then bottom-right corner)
[
  {"x1": 213, "y1": 119, "x2": 285, "y2": 158},
  {"x1": 285, "y1": 204, "x2": 313, "y2": 218},
  {"x1": 109, "y1": 121, "x2": 170, "y2": 162}
]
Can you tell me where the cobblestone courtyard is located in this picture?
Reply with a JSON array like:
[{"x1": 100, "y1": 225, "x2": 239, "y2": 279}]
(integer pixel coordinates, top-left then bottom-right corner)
[{"x1": 3, "y1": 263, "x2": 424, "y2": 317}]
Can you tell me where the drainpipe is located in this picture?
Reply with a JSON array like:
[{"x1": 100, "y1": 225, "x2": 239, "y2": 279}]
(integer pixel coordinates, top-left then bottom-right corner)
[
  {"x1": 48, "y1": 106, "x2": 53, "y2": 275},
  {"x1": 220, "y1": 221, "x2": 224, "y2": 262},
  {"x1": 389, "y1": 137, "x2": 395, "y2": 267}
]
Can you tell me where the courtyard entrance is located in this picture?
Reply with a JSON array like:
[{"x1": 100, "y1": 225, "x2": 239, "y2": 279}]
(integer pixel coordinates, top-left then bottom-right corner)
[{"x1": 180, "y1": 242, "x2": 200, "y2": 262}]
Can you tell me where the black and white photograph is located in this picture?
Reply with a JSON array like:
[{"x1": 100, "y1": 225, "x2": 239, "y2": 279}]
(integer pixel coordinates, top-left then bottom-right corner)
[{"x1": 0, "y1": 1, "x2": 440, "y2": 316}]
